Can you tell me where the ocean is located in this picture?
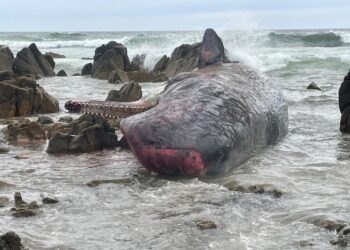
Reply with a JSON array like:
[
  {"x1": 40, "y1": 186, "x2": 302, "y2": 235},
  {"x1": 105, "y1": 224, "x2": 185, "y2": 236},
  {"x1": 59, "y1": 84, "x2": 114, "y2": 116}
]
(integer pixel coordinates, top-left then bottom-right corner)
[{"x1": 1, "y1": 29, "x2": 350, "y2": 249}]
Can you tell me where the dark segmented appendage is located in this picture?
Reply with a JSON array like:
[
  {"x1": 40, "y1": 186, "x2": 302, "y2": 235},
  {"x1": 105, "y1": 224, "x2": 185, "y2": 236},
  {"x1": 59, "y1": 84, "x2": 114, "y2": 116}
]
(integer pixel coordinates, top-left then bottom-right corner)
[{"x1": 64, "y1": 100, "x2": 155, "y2": 119}]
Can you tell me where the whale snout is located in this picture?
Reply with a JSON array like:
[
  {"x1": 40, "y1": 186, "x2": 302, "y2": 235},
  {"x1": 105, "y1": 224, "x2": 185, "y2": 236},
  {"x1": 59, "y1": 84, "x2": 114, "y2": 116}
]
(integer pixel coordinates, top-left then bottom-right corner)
[{"x1": 127, "y1": 144, "x2": 207, "y2": 176}]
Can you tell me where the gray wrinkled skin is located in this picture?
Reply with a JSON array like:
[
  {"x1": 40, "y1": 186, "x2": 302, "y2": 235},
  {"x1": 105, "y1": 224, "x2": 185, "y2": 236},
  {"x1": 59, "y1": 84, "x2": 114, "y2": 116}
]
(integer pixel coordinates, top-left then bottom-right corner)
[{"x1": 121, "y1": 63, "x2": 288, "y2": 176}]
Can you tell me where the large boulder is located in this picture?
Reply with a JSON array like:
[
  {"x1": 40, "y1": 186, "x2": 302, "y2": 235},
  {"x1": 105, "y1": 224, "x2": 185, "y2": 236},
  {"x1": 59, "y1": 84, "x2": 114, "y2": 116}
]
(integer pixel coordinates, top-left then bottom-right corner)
[
  {"x1": 0, "y1": 75, "x2": 59, "y2": 118},
  {"x1": 108, "y1": 69, "x2": 129, "y2": 83},
  {"x1": 0, "y1": 231, "x2": 24, "y2": 250},
  {"x1": 0, "y1": 46, "x2": 14, "y2": 71},
  {"x1": 339, "y1": 70, "x2": 350, "y2": 133},
  {"x1": 152, "y1": 55, "x2": 169, "y2": 74},
  {"x1": 81, "y1": 63, "x2": 92, "y2": 76},
  {"x1": 130, "y1": 54, "x2": 146, "y2": 71},
  {"x1": 13, "y1": 43, "x2": 55, "y2": 76},
  {"x1": 47, "y1": 114, "x2": 118, "y2": 153},
  {"x1": 3, "y1": 120, "x2": 46, "y2": 143},
  {"x1": 106, "y1": 81, "x2": 142, "y2": 102},
  {"x1": 91, "y1": 41, "x2": 131, "y2": 80},
  {"x1": 164, "y1": 43, "x2": 201, "y2": 77}
]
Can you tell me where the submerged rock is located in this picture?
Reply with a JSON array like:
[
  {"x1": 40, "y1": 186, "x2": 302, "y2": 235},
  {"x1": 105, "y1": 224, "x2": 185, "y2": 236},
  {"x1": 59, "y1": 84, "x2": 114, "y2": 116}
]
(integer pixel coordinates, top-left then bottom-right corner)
[
  {"x1": 0, "y1": 231, "x2": 24, "y2": 250},
  {"x1": 86, "y1": 178, "x2": 133, "y2": 187},
  {"x1": 106, "y1": 81, "x2": 142, "y2": 102},
  {"x1": 195, "y1": 219, "x2": 217, "y2": 230},
  {"x1": 308, "y1": 216, "x2": 347, "y2": 232},
  {"x1": 224, "y1": 180, "x2": 283, "y2": 198},
  {"x1": 36, "y1": 115, "x2": 54, "y2": 125},
  {"x1": 42, "y1": 197, "x2": 59, "y2": 204},
  {"x1": 47, "y1": 114, "x2": 118, "y2": 153},
  {"x1": 0, "y1": 196, "x2": 9, "y2": 207},
  {"x1": 307, "y1": 82, "x2": 321, "y2": 90},
  {"x1": 0, "y1": 181, "x2": 12, "y2": 188},
  {"x1": 0, "y1": 147, "x2": 9, "y2": 154},
  {"x1": 44, "y1": 52, "x2": 66, "y2": 58},
  {"x1": 91, "y1": 41, "x2": 131, "y2": 80},
  {"x1": 57, "y1": 69, "x2": 68, "y2": 77}
]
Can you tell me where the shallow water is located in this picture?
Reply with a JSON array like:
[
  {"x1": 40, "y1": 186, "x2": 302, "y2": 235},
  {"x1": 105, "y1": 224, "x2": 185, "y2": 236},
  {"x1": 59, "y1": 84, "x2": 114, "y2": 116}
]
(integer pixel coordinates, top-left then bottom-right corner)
[{"x1": 1, "y1": 30, "x2": 350, "y2": 249}]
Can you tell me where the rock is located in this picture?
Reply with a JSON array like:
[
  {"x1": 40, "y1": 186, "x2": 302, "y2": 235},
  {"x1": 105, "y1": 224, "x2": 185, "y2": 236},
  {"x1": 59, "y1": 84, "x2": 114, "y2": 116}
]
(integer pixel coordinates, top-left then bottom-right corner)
[
  {"x1": 82, "y1": 57, "x2": 93, "y2": 60},
  {"x1": 11, "y1": 208, "x2": 37, "y2": 217},
  {"x1": 0, "y1": 70, "x2": 14, "y2": 81},
  {"x1": 106, "y1": 81, "x2": 142, "y2": 102},
  {"x1": 339, "y1": 71, "x2": 350, "y2": 133},
  {"x1": 0, "y1": 196, "x2": 9, "y2": 207},
  {"x1": 130, "y1": 54, "x2": 146, "y2": 71},
  {"x1": 44, "y1": 54, "x2": 55, "y2": 69},
  {"x1": 81, "y1": 63, "x2": 92, "y2": 76},
  {"x1": 0, "y1": 74, "x2": 59, "y2": 118},
  {"x1": 42, "y1": 197, "x2": 59, "y2": 204},
  {"x1": 308, "y1": 217, "x2": 346, "y2": 232},
  {"x1": 127, "y1": 71, "x2": 168, "y2": 83},
  {"x1": 298, "y1": 241, "x2": 314, "y2": 247},
  {"x1": 36, "y1": 115, "x2": 54, "y2": 125},
  {"x1": 72, "y1": 73, "x2": 80, "y2": 76},
  {"x1": 86, "y1": 178, "x2": 133, "y2": 187},
  {"x1": 0, "y1": 147, "x2": 9, "y2": 154},
  {"x1": 164, "y1": 43, "x2": 201, "y2": 77},
  {"x1": 118, "y1": 136, "x2": 130, "y2": 149},
  {"x1": 57, "y1": 69, "x2": 67, "y2": 76},
  {"x1": 307, "y1": 82, "x2": 321, "y2": 90},
  {"x1": 14, "y1": 192, "x2": 27, "y2": 208},
  {"x1": 58, "y1": 116, "x2": 73, "y2": 123},
  {"x1": 0, "y1": 180, "x2": 12, "y2": 188},
  {"x1": 108, "y1": 69, "x2": 129, "y2": 83},
  {"x1": 91, "y1": 41, "x2": 131, "y2": 79},
  {"x1": 198, "y1": 28, "x2": 227, "y2": 68},
  {"x1": 13, "y1": 43, "x2": 55, "y2": 76},
  {"x1": 47, "y1": 114, "x2": 118, "y2": 153},
  {"x1": 0, "y1": 46, "x2": 14, "y2": 71},
  {"x1": 195, "y1": 219, "x2": 217, "y2": 230},
  {"x1": 152, "y1": 55, "x2": 169, "y2": 74},
  {"x1": 44, "y1": 52, "x2": 65, "y2": 58},
  {"x1": 3, "y1": 121, "x2": 46, "y2": 143},
  {"x1": 0, "y1": 231, "x2": 24, "y2": 250},
  {"x1": 224, "y1": 180, "x2": 283, "y2": 198}
]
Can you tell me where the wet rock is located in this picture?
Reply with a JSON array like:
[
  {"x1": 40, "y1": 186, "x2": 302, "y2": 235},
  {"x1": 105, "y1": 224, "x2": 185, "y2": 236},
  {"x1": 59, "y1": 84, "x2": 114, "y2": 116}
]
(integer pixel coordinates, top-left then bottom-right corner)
[
  {"x1": 42, "y1": 197, "x2": 59, "y2": 204},
  {"x1": 108, "y1": 69, "x2": 129, "y2": 83},
  {"x1": 307, "y1": 82, "x2": 321, "y2": 90},
  {"x1": 13, "y1": 43, "x2": 55, "y2": 76},
  {"x1": 47, "y1": 114, "x2": 118, "y2": 153},
  {"x1": 14, "y1": 192, "x2": 27, "y2": 208},
  {"x1": 58, "y1": 116, "x2": 73, "y2": 123},
  {"x1": 0, "y1": 196, "x2": 9, "y2": 207},
  {"x1": 308, "y1": 217, "x2": 346, "y2": 232},
  {"x1": 224, "y1": 180, "x2": 283, "y2": 198},
  {"x1": 3, "y1": 121, "x2": 46, "y2": 143},
  {"x1": 0, "y1": 46, "x2": 14, "y2": 71},
  {"x1": 11, "y1": 192, "x2": 39, "y2": 217},
  {"x1": 44, "y1": 52, "x2": 66, "y2": 58},
  {"x1": 198, "y1": 28, "x2": 227, "y2": 68},
  {"x1": 56, "y1": 69, "x2": 68, "y2": 77},
  {"x1": 82, "y1": 57, "x2": 93, "y2": 60},
  {"x1": 164, "y1": 42, "x2": 201, "y2": 77},
  {"x1": 86, "y1": 178, "x2": 133, "y2": 187},
  {"x1": 0, "y1": 231, "x2": 24, "y2": 250},
  {"x1": 118, "y1": 136, "x2": 130, "y2": 149},
  {"x1": 11, "y1": 208, "x2": 37, "y2": 217},
  {"x1": 152, "y1": 55, "x2": 169, "y2": 74},
  {"x1": 72, "y1": 73, "x2": 80, "y2": 76},
  {"x1": 298, "y1": 241, "x2": 314, "y2": 247},
  {"x1": 130, "y1": 54, "x2": 146, "y2": 71},
  {"x1": 195, "y1": 219, "x2": 217, "y2": 230},
  {"x1": 0, "y1": 70, "x2": 14, "y2": 81},
  {"x1": 81, "y1": 63, "x2": 92, "y2": 76},
  {"x1": 106, "y1": 81, "x2": 142, "y2": 102},
  {"x1": 91, "y1": 41, "x2": 131, "y2": 80},
  {"x1": 36, "y1": 115, "x2": 54, "y2": 125},
  {"x1": 330, "y1": 226, "x2": 350, "y2": 247},
  {"x1": 44, "y1": 54, "x2": 55, "y2": 69},
  {"x1": 0, "y1": 74, "x2": 59, "y2": 118},
  {"x1": 0, "y1": 180, "x2": 12, "y2": 188},
  {"x1": 127, "y1": 71, "x2": 168, "y2": 83},
  {"x1": 0, "y1": 146, "x2": 9, "y2": 154}
]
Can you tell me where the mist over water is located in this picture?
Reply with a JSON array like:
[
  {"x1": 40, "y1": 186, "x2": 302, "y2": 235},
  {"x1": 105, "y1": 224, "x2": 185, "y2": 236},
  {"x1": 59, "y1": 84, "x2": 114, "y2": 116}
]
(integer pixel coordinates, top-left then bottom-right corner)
[{"x1": 1, "y1": 29, "x2": 350, "y2": 249}]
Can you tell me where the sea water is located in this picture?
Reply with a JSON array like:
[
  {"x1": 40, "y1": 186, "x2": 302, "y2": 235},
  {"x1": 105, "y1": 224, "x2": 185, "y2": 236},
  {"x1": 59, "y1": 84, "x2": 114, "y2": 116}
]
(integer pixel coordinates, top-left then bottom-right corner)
[{"x1": 0, "y1": 30, "x2": 350, "y2": 249}]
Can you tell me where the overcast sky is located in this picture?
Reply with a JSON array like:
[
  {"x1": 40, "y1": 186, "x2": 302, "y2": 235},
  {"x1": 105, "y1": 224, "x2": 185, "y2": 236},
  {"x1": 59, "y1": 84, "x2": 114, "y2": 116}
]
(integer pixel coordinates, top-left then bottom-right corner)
[{"x1": 1, "y1": 0, "x2": 350, "y2": 31}]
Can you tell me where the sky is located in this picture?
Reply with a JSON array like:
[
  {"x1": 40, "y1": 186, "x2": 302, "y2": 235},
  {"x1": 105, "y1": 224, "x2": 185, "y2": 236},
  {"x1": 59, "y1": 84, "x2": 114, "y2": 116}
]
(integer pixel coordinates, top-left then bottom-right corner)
[{"x1": 1, "y1": 0, "x2": 350, "y2": 31}]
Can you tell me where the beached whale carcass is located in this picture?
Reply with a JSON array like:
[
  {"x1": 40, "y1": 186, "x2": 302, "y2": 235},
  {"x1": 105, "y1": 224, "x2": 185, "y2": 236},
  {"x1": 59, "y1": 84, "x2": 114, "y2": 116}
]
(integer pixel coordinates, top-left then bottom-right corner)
[{"x1": 66, "y1": 29, "x2": 288, "y2": 176}]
